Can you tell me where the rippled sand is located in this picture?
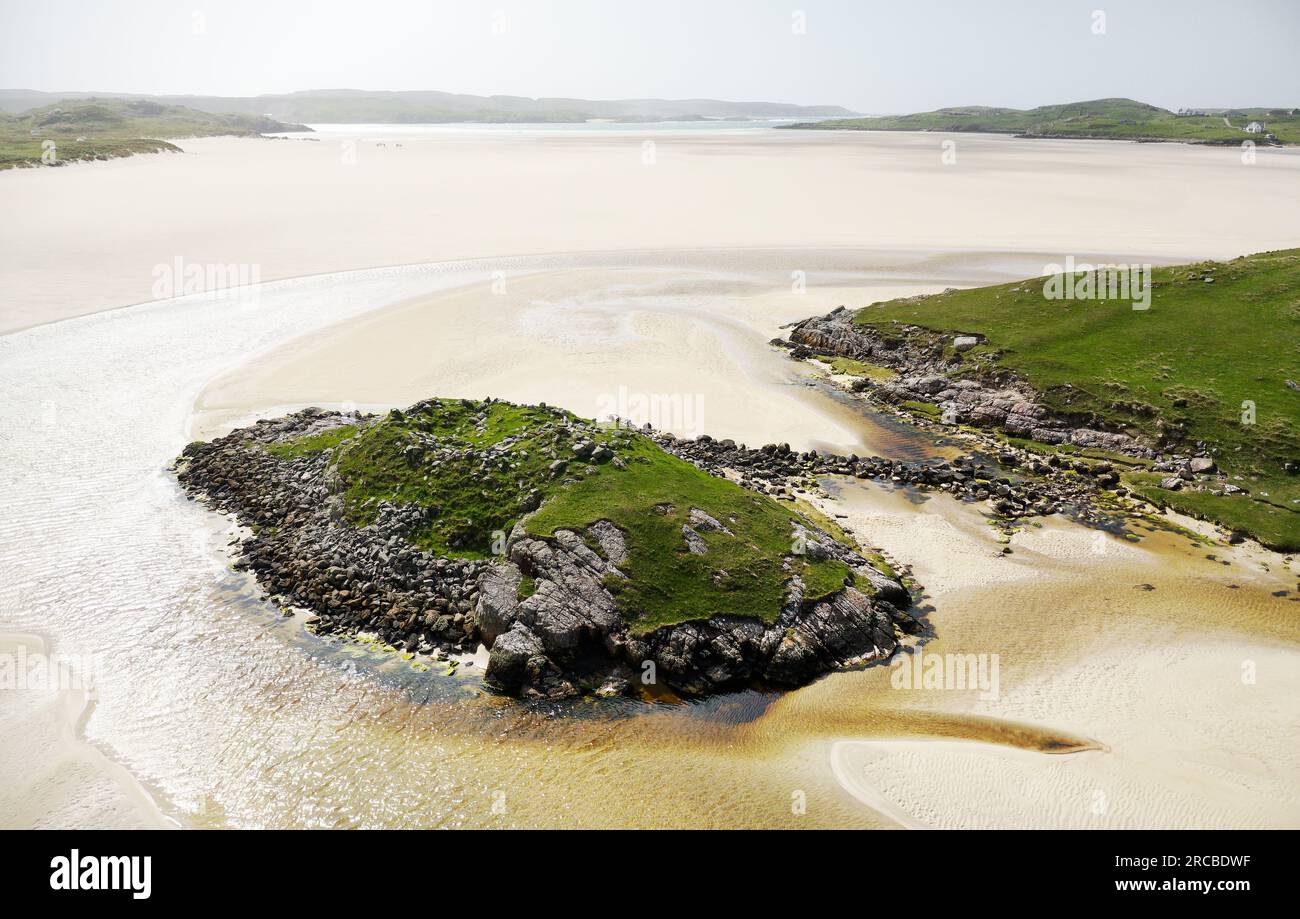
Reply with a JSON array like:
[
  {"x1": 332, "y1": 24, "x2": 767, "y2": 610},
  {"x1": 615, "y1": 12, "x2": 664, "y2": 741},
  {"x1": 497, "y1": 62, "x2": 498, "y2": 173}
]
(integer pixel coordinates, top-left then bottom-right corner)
[
  {"x1": 0, "y1": 633, "x2": 175, "y2": 829},
  {"x1": 806, "y1": 485, "x2": 1300, "y2": 829}
]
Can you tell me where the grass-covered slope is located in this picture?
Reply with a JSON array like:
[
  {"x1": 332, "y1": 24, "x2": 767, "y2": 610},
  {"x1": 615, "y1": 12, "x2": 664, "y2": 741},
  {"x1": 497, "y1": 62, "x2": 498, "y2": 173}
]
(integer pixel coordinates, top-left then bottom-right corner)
[
  {"x1": 784, "y1": 98, "x2": 1300, "y2": 144},
  {"x1": 281, "y1": 398, "x2": 856, "y2": 632},
  {"x1": 0, "y1": 98, "x2": 308, "y2": 169},
  {"x1": 851, "y1": 249, "x2": 1300, "y2": 549}
]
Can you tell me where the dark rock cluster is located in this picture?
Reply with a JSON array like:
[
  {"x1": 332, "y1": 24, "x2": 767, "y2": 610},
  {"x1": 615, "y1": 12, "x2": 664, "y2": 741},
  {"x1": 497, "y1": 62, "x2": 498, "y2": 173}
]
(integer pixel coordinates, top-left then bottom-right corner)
[
  {"x1": 479, "y1": 519, "x2": 916, "y2": 699},
  {"x1": 777, "y1": 305, "x2": 1239, "y2": 505},
  {"x1": 176, "y1": 409, "x2": 487, "y2": 658},
  {"x1": 654, "y1": 430, "x2": 1117, "y2": 524}
]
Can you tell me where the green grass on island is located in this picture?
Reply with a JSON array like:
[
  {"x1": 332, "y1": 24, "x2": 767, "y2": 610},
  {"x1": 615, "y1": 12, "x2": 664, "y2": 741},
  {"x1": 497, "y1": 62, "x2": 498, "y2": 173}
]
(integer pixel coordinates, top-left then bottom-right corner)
[
  {"x1": 273, "y1": 399, "x2": 861, "y2": 633},
  {"x1": 0, "y1": 98, "x2": 309, "y2": 169},
  {"x1": 264, "y1": 424, "x2": 360, "y2": 459},
  {"x1": 852, "y1": 248, "x2": 1300, "y2": 550},
  {"x1": 784, "y1": 98, "x2": 1300, "y2": 145},
  {"x1": 812, "y1": 354, "x2": 897, "y2": 380},
  {"x1": 1122, "y1": 471, "x2": 1299, "y2": 551}
]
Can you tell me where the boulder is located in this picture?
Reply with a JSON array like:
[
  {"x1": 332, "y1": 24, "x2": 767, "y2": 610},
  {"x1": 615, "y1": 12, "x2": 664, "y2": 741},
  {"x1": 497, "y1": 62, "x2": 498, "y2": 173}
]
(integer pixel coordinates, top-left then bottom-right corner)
[
  {"x1": 484, "y1": 622, "x2": 548, "y2": 693},
  {"x1": 475, "y1": 561, "x2": 522, "y2": 644}
]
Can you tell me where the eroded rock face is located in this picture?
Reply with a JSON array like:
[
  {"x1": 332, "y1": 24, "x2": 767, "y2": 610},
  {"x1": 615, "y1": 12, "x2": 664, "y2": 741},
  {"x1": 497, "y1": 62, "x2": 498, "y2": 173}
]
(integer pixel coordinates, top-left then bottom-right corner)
[
  {"x1": 479, "y1": 517, "x2": 916, "y2": 700},
  {"x1": 766, "y1": 587, "x2": 896, "y2": 685}
]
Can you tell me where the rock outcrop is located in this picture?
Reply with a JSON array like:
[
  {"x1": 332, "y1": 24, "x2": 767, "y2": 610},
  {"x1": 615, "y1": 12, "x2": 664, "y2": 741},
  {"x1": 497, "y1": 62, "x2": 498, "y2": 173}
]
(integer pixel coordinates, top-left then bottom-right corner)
[
  {"x1": 174, "y1": 403, "x2": 921, "y2": 701},
  {"x1": 479, "y1": 519, "x2": 913, "y2": 698},
  {"x1": 785, "y1": 306, "x2": 1150, "y2": 456}
]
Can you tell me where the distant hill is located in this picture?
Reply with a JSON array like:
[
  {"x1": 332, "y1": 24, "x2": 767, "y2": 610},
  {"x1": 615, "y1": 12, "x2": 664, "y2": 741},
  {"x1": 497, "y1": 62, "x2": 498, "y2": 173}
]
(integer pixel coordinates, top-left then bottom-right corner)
[
  {"x1": 781, "y1": 97, "x2": 1300, "y2": 144},
  {"x1": 0, "y1": 98, "x2": 309, "y2": 169},
  {"x1": 0, "y1": 88, "x2": 857, "y2": 124}
]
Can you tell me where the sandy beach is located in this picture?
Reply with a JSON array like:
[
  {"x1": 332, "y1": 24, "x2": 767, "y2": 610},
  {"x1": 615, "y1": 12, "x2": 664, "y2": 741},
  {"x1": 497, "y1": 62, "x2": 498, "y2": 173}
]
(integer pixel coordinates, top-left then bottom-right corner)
[
  {"x1": 2, "y1": 125, "x2": 1298, "y2": 830},
  {"x1": 808, "y1": 484, "x2": 1300, "y2": 829},
  {"x1": 4, "y1": 127, "x2": 1300, "y2": 333},
  {"x1": 192, "y1": 254, "x2": 1053, "y2": 449}
]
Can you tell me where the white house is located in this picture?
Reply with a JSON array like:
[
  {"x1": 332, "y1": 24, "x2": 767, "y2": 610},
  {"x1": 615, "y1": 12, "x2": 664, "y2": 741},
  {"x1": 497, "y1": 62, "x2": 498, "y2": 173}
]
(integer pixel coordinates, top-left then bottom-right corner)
[{"x1": 1245, "y1": 121, "x2": 1266, "y2": 133}]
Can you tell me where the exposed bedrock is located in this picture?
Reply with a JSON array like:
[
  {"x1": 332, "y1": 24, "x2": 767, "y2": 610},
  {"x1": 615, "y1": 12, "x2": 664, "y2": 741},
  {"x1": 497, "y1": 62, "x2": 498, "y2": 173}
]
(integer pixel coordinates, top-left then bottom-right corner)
[{"x1": 785, "y1": 306, "x2": 1150, "y2": 456}]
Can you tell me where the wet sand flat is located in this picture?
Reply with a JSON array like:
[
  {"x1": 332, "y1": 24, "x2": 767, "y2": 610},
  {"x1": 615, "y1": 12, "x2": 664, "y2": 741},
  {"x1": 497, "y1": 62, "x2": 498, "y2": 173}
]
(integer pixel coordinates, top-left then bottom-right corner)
[
  {"x1": 797, "y1": 484, "x2": 1300, "y2": 829},
  {"x1": 5, "y1": 127, "x2": 1300, "y2": 333},
  {"x1": 192, "y1": 256, "x2": 1043, "y2": 452}
]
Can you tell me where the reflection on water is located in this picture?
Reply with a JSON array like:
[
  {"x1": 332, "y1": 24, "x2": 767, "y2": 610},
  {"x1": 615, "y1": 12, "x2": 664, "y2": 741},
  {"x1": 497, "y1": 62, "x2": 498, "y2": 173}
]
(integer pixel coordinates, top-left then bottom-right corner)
[{"x1": 804, "y1": 377, "x2": 965, "y2": 462}]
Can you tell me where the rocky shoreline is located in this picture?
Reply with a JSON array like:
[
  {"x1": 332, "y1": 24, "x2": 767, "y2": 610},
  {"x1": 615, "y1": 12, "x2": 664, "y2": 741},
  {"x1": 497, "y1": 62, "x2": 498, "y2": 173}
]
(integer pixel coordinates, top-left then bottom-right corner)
[
  {"x1": 785, "y1": 306, "x2": 1152, "y2": 455},
  {"x1": 655, "y1": 430, "x2": 1115, "y2": 526},
  {"x1": 172, "y1": 301, "x2": 1256, "y2": 702},
  {"x1": 174, "y1": 403, "x2": 924, "y2": 701},
  {"x1": 777, "y1": 305, "x2": 1245, "y2": 510}
]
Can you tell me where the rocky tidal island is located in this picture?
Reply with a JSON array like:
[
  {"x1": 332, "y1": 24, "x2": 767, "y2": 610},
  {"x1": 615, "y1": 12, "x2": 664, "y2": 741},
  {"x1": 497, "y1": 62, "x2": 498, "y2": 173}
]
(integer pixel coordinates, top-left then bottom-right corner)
[{"x1": 175, "y1": 398, "x2": 919, "y2": 700}]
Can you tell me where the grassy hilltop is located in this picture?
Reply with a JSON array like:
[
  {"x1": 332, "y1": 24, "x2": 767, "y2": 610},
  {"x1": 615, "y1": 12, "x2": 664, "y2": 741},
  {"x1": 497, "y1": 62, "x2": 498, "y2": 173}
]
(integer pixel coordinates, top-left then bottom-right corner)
[
  {"x1": 850, "y1": 249, "x2": 1300, "y2": 549},
  {"x1": 784, "y1": 98, "x2": 1300, "y2": 144},
  {"x1": 269, "y1": 399, "x2": 859, "y2": 633},
  {"x1": 0, "y1": 98, "x2": 308, "y2": 169}
]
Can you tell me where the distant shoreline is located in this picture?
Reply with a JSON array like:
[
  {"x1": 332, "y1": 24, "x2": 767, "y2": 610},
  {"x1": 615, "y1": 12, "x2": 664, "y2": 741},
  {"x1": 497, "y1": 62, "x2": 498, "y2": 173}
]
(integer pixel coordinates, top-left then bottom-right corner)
[
  {"x1": 781, "y1": 123, "x2": 1294, "y2": 148},
  {"x1": 779, "y1": 96, "x2": 1298, "y2": 147}
]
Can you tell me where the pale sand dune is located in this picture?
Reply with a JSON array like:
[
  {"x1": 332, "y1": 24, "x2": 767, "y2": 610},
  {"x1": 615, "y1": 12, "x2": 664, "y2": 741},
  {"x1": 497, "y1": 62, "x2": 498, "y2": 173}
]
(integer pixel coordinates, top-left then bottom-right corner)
[{"x1": 4, "y1": 127, "x2": 1300, "y2": 333}]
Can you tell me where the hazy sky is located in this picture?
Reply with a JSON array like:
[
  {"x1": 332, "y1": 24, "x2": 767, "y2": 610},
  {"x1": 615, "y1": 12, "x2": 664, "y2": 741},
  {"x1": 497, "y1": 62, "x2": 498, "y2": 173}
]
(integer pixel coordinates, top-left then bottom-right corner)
[{"x1": 2, "y1": 0, "x2": 1296, "y2": 111}]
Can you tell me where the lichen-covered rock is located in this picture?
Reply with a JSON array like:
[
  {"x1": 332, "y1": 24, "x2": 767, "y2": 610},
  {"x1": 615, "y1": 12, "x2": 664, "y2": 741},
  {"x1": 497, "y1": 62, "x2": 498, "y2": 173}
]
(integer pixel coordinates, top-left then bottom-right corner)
[{"x1": 484, "y1": 622, "x2": 547, "y2": 692}]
